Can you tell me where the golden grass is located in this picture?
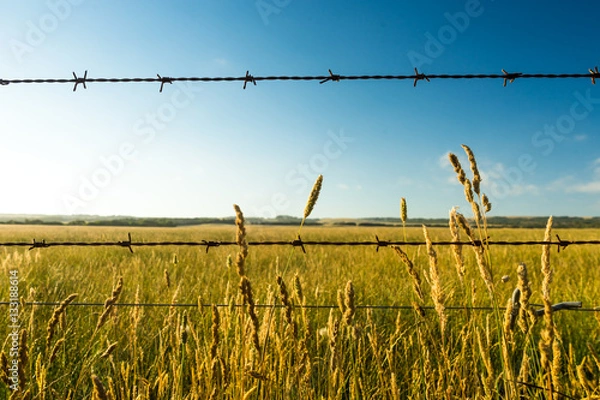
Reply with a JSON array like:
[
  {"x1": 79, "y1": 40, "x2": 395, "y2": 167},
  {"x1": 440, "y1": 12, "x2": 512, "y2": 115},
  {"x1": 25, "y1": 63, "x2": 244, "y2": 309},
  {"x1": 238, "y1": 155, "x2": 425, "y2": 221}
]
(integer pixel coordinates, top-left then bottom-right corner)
[
  {"x1": 0, "y1": 223, "x2": 598, "y2": 398},
  {"x1": 1, "y1": 144, "x2": 600, "y2": 399}
]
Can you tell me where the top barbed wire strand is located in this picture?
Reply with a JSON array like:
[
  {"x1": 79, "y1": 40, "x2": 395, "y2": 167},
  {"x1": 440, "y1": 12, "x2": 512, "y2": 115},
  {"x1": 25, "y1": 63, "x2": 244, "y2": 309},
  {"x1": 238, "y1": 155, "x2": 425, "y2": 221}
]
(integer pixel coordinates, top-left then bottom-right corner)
[{"x1": 1, "y1": 67, "x2": 599, "y2": 90}]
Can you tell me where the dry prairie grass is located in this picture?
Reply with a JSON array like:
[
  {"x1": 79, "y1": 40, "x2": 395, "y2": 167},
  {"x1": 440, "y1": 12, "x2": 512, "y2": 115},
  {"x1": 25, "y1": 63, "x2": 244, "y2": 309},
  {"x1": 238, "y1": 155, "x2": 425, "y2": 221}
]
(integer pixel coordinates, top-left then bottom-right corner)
[{"x1": 0, "y1": 149, "x2": 599, "y2": 398}]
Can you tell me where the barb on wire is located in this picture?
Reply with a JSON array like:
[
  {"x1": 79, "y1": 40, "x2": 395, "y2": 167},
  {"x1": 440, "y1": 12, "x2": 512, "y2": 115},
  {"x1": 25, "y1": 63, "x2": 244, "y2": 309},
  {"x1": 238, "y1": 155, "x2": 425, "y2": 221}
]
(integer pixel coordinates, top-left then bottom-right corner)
[
  {"x1": 0, "y1": 79, "x2": 9, "y2": 86},
  {"x1": 413, "y1": 67, "x2": 430, "y2": 87},
  {"x1": 374, "y1": 235, "x2": 389, "y2": 252},
  {"x1": 243, "y1": 70, "x2": 256, "y2": 89},
  {"x1": 291, "y1": 235, "x2": 306, "y2": 253},
  {"x1": 201, "y1": 240, "x2": 221, "y2": 253},
  {"x1": 590, "y1": 66, "x2": 599, "y2": 84},
  {"x1": 118, "y1": 232, "x2": 134, "y2": 253},
  {"x1": 29, "y1": 239, "x2": 49, "y2": 250},
  {"x1": 157, "y1": 74, "x2": 173, "y2": 93},
  {"x1": 72, "y1": 70, "x2": 88, "y2": 92},
  {"x1": 555, "y1": 234, "x2": 570, "y2": 252},
  {"x1": 319, "y1": 69, "x2": 341, "y2": 84},
  {"x1": 502, "y1": 69, "x2": 522, "y2": 86}
]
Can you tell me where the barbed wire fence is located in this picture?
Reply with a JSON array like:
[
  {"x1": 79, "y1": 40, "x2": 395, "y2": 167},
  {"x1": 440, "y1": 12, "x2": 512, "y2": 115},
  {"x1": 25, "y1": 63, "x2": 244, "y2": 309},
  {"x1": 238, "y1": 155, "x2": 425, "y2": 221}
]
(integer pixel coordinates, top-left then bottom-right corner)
[
  {"x1": 1, "y1": 232, "x2": 599, "y2": 253},
  {"x1": 1, "y1": 67, "x2": 599, "y2": 91},
  {"x1": 1, "y1": 232, "x2": 599, "y2": 313},
  {"x1": 2, "y1": 66, "x2": 599, "y2": 313}
]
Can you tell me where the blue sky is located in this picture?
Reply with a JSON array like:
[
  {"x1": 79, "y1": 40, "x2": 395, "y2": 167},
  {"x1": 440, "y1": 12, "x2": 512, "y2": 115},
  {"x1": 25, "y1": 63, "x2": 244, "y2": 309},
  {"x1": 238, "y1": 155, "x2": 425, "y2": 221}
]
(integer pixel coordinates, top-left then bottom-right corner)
[{"x1": 0, "y1": 1, "x2": 599, "y2": 219}]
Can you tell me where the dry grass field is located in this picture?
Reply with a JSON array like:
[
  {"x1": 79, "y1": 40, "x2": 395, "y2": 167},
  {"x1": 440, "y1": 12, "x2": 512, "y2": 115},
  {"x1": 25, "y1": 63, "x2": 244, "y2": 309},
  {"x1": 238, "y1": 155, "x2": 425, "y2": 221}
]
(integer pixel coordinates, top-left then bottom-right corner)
[
  {"x1": 0, "y1": 222, "x2": 598, "y2": 399},
  {"x1": 1, "y1": 149, "x2": 600, "y2": 399}
]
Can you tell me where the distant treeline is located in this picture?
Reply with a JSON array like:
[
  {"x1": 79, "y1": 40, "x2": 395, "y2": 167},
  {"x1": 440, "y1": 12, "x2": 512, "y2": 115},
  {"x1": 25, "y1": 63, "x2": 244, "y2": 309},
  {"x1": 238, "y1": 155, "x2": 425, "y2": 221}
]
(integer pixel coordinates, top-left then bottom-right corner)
[{"x1": 0, "y1": 215, "x2": 598, "y2": 229}]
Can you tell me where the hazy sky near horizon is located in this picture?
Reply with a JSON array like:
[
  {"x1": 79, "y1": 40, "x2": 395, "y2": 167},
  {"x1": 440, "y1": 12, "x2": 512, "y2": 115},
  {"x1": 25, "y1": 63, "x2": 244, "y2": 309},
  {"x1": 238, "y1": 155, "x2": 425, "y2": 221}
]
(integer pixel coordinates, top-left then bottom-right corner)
[{"x1": 1, "y1": 1, "x2": 599, "y2": 219}]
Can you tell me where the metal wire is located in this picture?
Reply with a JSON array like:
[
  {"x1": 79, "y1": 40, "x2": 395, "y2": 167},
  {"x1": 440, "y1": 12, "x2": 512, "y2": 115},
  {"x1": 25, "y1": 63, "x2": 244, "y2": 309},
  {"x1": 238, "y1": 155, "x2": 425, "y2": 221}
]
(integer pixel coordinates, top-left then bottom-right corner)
[
  {"x1": 1, "y1": 67, "x2": 599, "y2": 91},
  {"x1": 4, "y1": 233, "x2": 598, "y2": 253},
  {"x1": 0, "y1": 301, "x2": 596, "y2": 312}
]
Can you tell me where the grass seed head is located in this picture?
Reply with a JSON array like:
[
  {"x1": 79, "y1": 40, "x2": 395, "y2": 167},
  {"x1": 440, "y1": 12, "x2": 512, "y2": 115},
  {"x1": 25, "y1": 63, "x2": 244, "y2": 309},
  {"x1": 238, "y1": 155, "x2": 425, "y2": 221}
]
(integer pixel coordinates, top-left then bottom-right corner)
[
  {"x1": 400, "y1": 197, "x2": 407, "y2": 224},
  {"x1": 46, "y1": 293, "x2": 78, "y2": 347},
  {"x1": 92, "y1": 374, "x2": 109, "y2": 400},
  {"x1": 343, "y1": 280, "x2": 356, "y2": 326},
  {"x1": 233, "y1": 204, "x2": 248, "y2": 276},
  {"x1": 392, "y1": 246, "x2": 424, "y2": 304},
  {"x1": 448, "y1": 153, "x2": 467, "y2": 185},
  {"x1": 100, "y1": 342, "x2": 117, "y2": 359},
  {"x1": 461, "y1": 144, "x2": 481, "y2": 195},
  {"x1": 164, "y1": 269, "x2": 171, "y2": 289},
  {"x1": 482, "y1": 193, "x2": 492, "y2": 213},
  {"x1": 303, "y1": 174, "x2": 323, "y2": 220}
]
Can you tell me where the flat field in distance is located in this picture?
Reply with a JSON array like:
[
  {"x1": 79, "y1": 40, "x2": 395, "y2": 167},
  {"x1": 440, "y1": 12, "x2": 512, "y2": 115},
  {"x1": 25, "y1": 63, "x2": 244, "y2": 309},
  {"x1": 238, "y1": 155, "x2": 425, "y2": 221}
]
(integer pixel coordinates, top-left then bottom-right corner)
[{"x1": 0, "y1": 224, "x2": 599, "y2": 398}]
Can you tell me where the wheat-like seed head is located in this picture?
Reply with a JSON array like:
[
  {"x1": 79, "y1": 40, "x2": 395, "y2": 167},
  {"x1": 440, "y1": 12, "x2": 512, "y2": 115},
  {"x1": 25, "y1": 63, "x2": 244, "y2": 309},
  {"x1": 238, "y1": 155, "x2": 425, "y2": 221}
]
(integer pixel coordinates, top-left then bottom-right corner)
[
  {"x1": 400, "y1": 197, "x2": 407, "y2": 224},
  {"x1": 461, "y1": 144, "x2": 481, "y2": 195},
  {"x1": 111, "y1": 277, "x2": 123, "y2": 300},
  {"x1": 552, "y1": 334, "x2": 563, "y2": 395},
  {"x1": 448, "y1": 153, "x2": 467, "y2": 185},
  {"x1": 476, "y1": 328, "x2": 494, "y2": 397},
  {"x1": 234, "y1": 204, "x2": 247, "y2": 246},
  {"x1": 503, "y1": 298, "x2": 514, "y2": 339},
  {"x1": 292, "y1": 273, "x2": 304, "y2": 304},
  {"x1": 179, "y1": 312, "x2": 188, "y2": 346},
  {"x1": 392, "y1": 246, "x2": 424, "y2": 303},
  {"x1": 233, "y1": 204, "x2": 248, "y2": 277},
  {"x1": 46, "y1": 293, "x2": 78, "y2": 347},
  {"x1": 343, "y1": 280, "x2": 355, "y2": 326},
  {"x1": 449, "y1": 207, "x2": 465, "y2": 282},
  {"x1": 163, "y1": 269, "x2": 170, "y2": 289},
  {"x1": 277, "y1": 275, "x2": 295, "y2": 334},
  {"x1": 303, "y1": 174, "x2": 323, "y2": 219},
  {"x1": 0, "y1": 352, "x2": 9, "y2": 386},
  {"x1": 481, "y1": 193, "x2": 492, "y2": 213},
  {"x1": 455, "y1": 212, "x2": 475, "y2": 243},
  {"x1": 517, "y1": 263, "x2": 532, "y2": 333},
  {"x1": 576, "y1": 357, "x2": 592, "y2": 393},
  {"x1": 97, "y1": 278, "x2": 124, "y2": 331},
  {"x1": 474, "y1": 246, "x2": 494, "y2": 294},
  {"x1": 470, "y1": 201, "x2": 481, "y2": 226},
  {"x1": 100, "y1": 342, "x2": 117, "y2": 359},
  {"x1": 541, "y1": 216, "x2": 553, "y2": 304},
  {"x1": 239, "y1": 276, "x2": 260, "y2": 353},
  {"x1": 18, "y1": 329, "x2": 28, "y2": 388},
  {"x1": 92, "y1": 374, "x2": 109, "y2": 400},
  {"x1": 463, "y1": 178, "x2": 474, "y2": 204}
]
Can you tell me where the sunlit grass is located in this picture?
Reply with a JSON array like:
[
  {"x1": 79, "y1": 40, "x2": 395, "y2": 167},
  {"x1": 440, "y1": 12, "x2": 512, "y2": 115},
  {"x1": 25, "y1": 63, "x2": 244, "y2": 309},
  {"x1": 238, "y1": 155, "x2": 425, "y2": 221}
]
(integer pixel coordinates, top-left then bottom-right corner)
[{"x1": 0, "y1": 223, "x2": 599, "y2": 398}]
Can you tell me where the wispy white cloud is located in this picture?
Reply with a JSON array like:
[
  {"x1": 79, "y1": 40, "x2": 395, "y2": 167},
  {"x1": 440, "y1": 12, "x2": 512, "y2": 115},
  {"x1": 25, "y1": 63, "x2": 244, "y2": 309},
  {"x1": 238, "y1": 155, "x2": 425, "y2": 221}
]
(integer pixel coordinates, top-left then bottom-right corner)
[
  {"x1": 480, "y1": 163, "x2": 539, "y2": 197},
  {"x1": 549, "y1": 159, "x2": 600, "y2": 193},
  {"x1": 573, "y1": 134, "x2": 588, "y2": 142},
  {"x1": 438, "y1": 152, "x2": 452, "y2": 170},
  {"x1": 336, "y1": 183, "x2": 363, "y2": 191},
  {"x1": 546, "y1": 176, "x2": 575, "y2": 192},
  {"x1": 567, "y1": 181, "x2": 600, "y2": 193}
]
